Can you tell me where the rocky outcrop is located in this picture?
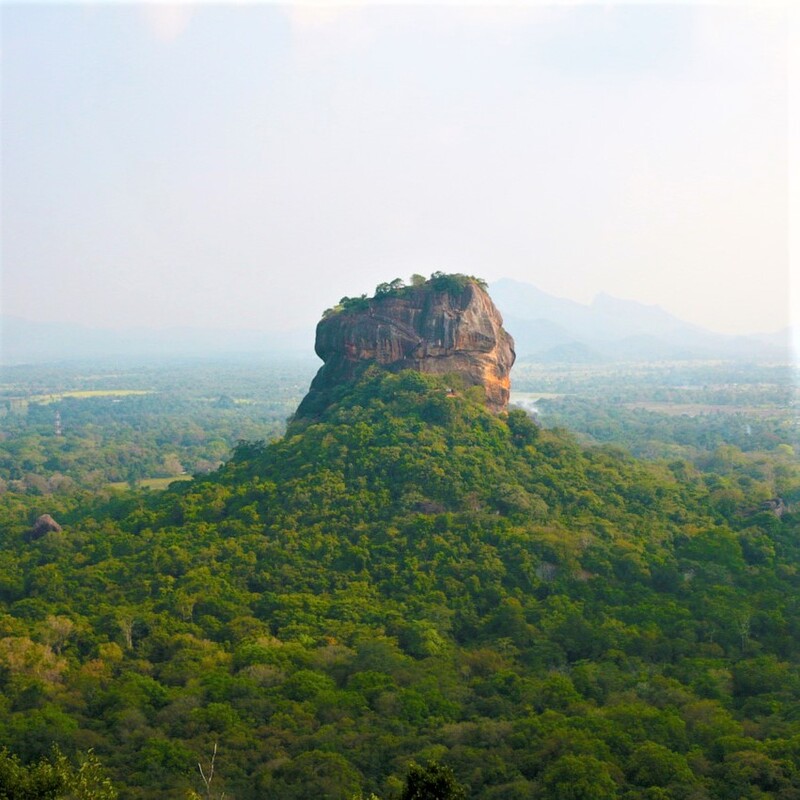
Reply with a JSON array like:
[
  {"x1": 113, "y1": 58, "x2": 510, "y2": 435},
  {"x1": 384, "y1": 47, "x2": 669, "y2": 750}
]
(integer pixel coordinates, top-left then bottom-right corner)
[
  {"x1": 760, "y1": 498, "x2": 787, "y2": 517},
  {"x1": 296, "y1": 276, "x2": 515, "y2": 417},
  {"x1": 26, "y1": 514, "x2": 63, "y2": 541}
]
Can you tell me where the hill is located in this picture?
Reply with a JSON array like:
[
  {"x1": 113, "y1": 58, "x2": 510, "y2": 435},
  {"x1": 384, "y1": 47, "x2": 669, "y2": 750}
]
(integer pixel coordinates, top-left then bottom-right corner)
[{"x1": 1, "y1": 360, "x2": 798, "y2": 798}]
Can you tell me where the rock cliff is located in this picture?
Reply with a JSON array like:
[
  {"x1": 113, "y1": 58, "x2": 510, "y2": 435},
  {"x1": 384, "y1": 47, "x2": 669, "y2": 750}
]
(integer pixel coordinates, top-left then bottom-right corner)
[{"x1": 296, "y1": 275, "x2": 515, "y2": 417}]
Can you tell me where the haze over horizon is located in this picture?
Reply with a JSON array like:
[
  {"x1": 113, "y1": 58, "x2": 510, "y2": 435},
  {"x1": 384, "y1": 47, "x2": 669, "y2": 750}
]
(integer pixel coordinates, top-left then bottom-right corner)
[
  {"x1": 2, "y1": 2, "x2": 793, "y2": 337},
  {"x1": 3, "y1": 278, "x2": 788, "y2": 338}
]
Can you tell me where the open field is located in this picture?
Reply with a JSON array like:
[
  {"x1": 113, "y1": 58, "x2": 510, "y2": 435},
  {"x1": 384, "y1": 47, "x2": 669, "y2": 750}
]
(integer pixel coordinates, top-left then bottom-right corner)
[
  {"x1": 28, "y1": 389, "x2": 154, "y2": 403},
  {"x1": 623, "y1": 401, "x2": 796, "y2": 418},
  {"x1": 107, "y1": 475, "x2": 193, "y2": 490}
]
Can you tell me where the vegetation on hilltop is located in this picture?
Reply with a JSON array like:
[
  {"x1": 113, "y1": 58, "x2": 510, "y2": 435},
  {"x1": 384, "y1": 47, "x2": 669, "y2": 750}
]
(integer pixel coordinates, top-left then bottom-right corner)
[
  {"x1": 322, "y1": 273, "x2": 489, "y2": 318},
  {"x1": 1, "y1": 369, "x2": 798, "y2": 798}
]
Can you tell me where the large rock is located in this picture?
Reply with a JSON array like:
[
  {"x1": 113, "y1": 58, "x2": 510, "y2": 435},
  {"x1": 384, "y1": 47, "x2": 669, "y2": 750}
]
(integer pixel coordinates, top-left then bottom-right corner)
[{"x1": 296, "y1": 276, "x2": 515, "y2": 417}]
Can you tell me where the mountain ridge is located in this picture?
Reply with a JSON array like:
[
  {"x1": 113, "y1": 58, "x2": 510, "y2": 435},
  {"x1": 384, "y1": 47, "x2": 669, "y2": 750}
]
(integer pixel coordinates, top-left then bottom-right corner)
[{"x1": 490, "y1": 278, "x2": 791, "y2": 362}]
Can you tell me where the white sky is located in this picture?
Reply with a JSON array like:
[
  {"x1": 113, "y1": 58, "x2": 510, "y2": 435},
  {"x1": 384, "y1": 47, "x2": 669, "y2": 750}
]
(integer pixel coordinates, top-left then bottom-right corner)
[{"x1": 1, "y1": 2, "x2": 794, "y2": 335}]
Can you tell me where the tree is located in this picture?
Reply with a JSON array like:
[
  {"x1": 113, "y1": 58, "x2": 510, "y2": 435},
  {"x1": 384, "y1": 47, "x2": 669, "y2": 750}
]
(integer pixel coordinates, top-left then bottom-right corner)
[
  {"x1": 400, "y1": 761, "x2": 466, "y2": 800},
  {"x1": 626, "y1": 742, "x2": 694, "y2": 789},
  {"x1": 539, "y1": 755, "x2": 618, "y2": 800},
  {"x1": 188, "y1": 742, "x2": 225, "y2": 800},
  {"x1": 267, "y1": 751, "x2": 362, "y2": 800},
  {"x1": 0, "y1": 746, "x2": 117, "y2": 800}
]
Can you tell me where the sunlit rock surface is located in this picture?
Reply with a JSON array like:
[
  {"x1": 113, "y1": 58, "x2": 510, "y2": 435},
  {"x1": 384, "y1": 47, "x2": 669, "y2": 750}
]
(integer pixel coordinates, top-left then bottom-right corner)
[{"x1": 296, "y1": 278, "x2": 515, "y2": 417}]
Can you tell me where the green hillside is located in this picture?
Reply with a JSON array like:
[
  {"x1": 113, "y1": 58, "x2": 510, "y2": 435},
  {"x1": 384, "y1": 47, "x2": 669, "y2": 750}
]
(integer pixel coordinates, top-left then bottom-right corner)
[{"x1": 1, "y1": 369, "x2": 798, "y2": 799}]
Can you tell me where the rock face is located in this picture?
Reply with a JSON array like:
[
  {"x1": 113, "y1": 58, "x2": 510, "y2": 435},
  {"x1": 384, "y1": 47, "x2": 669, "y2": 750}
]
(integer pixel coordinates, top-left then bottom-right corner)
[{"x1": 296, "y1": 277, "x2": 515, "y2": 417}]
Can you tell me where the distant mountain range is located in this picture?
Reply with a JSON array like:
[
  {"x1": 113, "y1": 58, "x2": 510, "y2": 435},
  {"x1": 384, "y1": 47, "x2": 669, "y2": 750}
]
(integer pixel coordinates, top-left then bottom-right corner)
[
  {"x1": 489, "y1": 279, "x2": 796, "y2": 363},
  {"x1": 1, "y1": 279, "x2": 795, "y2": 365}
]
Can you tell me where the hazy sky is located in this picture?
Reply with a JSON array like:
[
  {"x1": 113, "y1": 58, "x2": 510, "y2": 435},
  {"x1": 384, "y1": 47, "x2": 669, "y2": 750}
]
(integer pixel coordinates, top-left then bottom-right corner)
[{"x1": 1, "y1": 2, "x2": 793, "y2": 335}]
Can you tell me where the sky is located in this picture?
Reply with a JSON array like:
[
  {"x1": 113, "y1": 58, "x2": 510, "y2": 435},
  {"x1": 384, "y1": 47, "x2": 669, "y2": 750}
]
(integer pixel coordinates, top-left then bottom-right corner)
[{"x1": 1, "y1": 1, "x2": 795, "y2": 336}]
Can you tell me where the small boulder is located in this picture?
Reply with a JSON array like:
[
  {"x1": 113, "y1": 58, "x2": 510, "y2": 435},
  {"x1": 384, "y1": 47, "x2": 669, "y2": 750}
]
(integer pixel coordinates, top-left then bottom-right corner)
[
  {"x1": 27, "y1": 513, "x2": 63, "y2": 541},
  {"x1": 760, "y1": 498, "x2": 787, "y2": 518}
]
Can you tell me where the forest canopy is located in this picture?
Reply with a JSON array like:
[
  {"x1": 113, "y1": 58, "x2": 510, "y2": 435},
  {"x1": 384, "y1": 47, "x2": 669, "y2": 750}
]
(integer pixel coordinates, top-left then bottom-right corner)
[{"x1": 0, "y1": 367, "x2": 798, "y2": 798}]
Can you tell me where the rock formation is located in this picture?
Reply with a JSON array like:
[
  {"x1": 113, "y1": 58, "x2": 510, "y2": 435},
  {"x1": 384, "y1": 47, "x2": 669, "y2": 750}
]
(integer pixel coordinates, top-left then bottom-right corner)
[
  {"x1": 26, "y1": 513, "x2": 63, "y2": 541},
  {"x1": 296, "y1": 275, "x2": 515, "y2": 417},
  {"x1": 760, "y1": 498, "x2": 787, "y2": 517}
]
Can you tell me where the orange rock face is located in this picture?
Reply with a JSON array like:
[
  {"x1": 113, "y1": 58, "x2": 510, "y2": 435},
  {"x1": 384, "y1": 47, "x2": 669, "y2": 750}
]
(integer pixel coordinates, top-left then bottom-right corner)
[{"x1": 296, "y1": 280, "x2": 515, "y2": 417}]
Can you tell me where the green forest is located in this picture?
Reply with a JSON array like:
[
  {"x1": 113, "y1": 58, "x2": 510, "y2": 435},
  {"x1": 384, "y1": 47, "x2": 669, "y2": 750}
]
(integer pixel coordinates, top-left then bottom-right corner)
[
  {"x1": 1, "y1": 361, "x2": 799, "y2": 798},
  {"x1": 0, "y1": 359, "x2": 316, "y2": 493}
]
